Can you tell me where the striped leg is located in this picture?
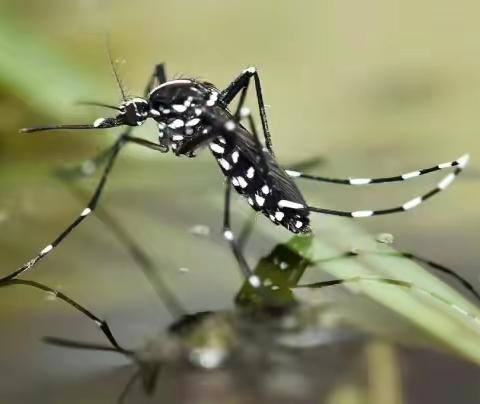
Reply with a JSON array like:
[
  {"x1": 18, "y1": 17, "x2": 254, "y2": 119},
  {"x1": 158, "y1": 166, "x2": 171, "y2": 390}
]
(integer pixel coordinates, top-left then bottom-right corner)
[
  {"x1": 308, "y1": 162, "x2": 467, "y2": 218},
  {"x1": 0, "y1": 279, "x2": 129, "y2": 353},
  {"x1": 316, "y1": 249, "x2": 480, "y2": 304},
  {"x1": 222, "y1": 180, "x2": 262, "y2": 288},
  {"x1": 294, "y1": 276, "x2": 480, "y2": 324},
  {"x1": 1, "y1": 133, "x2": 166, "y2": 283},
  {"x1": 286, "y1": 154, "x2": 469, "y2": 185},
  {"x1": 368, "y1": 250, "x2": 480, "y2": 303},
  {"x1": 55, "y1": 173, "x2": 186, "y2": 319}
]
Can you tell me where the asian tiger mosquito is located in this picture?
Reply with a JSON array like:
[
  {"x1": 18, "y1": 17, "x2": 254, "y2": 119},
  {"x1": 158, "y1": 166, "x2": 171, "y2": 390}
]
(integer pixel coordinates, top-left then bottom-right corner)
[{"x1": 1, "y1": 59, "x2": 470, "y2": 289}]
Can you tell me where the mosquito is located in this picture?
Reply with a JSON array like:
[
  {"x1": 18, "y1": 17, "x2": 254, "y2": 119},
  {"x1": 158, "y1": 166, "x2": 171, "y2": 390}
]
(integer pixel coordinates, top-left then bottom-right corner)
[{"x1": 2, "y1": 58, "x2": 469, "y2": 289}]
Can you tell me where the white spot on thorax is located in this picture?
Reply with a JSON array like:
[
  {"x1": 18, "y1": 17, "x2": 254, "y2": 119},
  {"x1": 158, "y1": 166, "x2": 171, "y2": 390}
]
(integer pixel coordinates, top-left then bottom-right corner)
[
  {"x1": 261, "y1": 185, "x2": 270, "y2": 194},
  {"x1": 172, "y1": 104, "x2": 187, "y2": 113},
  {"x1": 169, "y1": 119, "x2": 184, "y2": 129},
  {"x1": 186, "y1": 118, "x2": 200, "y2": 127},
  {"x1": 246, "y1": 167, "x2": 255, "y2": 178},
  {"x1": 231, "y1": 151, "x2": 239, "y2": 163},
  {"x1": 172, "y1": 134, "x2": 184, "y2": 141}
]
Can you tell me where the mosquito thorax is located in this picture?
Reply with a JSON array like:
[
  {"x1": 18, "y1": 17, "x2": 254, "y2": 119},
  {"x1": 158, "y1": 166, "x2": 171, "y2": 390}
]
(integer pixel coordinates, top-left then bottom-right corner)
[{"x1": 147, "y1": 79, "x2": 221, "y2": 155}]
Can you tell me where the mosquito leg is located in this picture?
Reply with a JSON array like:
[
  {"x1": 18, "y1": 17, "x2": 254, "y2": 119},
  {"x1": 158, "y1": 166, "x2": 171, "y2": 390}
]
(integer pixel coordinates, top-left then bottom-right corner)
[
  {"x1": 220, "y1": 67, "x2": 273, "y2": 154},
  {"x1": 308, "y1": 164, "x2": 466, "y2": 218},
  {"x1": 308, "y1": 248, "x2": 480, "y2": 304},
  {"x1": 360, "y1": 250, "x2": 480, "y2": 303},
  {"x1": 222, "y1": 180, "x2": 261, "y2": 289},
  {"x1": 1, "y1": 279, "x2": 128, "y2": 352},
  {"x1": 1, "y1": 132, "x2": 168, "y2": 283},
  {"x1": 144, "y1": 63, "x2": 167, "y2": 97},
  {"x1": 57, "y1": 174, "x2": 186, "y2": 318},
  {"x1": 286, "y1": 154, "x2": 469, "y2": 186},
  {"x1": 294, "y1": 276, "x2": 480, "y2": 325}
]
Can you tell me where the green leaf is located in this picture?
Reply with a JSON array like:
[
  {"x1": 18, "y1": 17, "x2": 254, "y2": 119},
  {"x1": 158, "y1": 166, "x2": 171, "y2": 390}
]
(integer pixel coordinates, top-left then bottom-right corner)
[{"x1": 279, "y1": 217, "x2": 480, "y2": 365}]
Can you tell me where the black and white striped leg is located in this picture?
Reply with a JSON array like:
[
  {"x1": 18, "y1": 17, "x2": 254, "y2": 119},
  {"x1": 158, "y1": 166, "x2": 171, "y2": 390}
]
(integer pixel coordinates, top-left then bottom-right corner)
[
  {"x1": 308, "y1": 165, "x2": 466, "y2": 218},
  {"x1": 220, "y1": 66, "x2": 274, "y2": 154},
  {"x1": 1, "y1": 133, "x2": 166, "y2": 283},
  {"x1": 143, "y1": 63, "x2": 167, "y2": 98},
  {"x1": 223, "y1": 180, "x2": 261, "y2": 288},
  {"x1": 286, "y1": 154, "x2": 469, "y2": 185},
  {"x1": 56, "y1": 174, "x2": 187, "y2": 319},
  {"x1": 0, "y1": 279, "x2": 129, "y2": 353},
  {"x1": 294, "y1": 276, "x2": 480, "y2": 324},
  {"x1": 373, "y1": 250, "x2": 480, "y2": 303},
  {"x1": 315, "y1": 249, "x2": 480, "y2": 303}
]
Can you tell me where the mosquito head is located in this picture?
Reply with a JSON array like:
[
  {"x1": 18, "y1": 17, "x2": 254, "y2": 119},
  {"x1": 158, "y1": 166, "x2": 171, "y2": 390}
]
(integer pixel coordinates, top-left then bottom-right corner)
[{"x1": 117, "y1": 97, "x2": 150, "y2": 126}]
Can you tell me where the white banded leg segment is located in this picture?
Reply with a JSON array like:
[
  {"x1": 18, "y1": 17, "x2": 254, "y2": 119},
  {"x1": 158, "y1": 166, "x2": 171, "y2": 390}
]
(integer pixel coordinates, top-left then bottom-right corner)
[
  {"x1": 0, "y1": 133, "x2": 144, "y2": 283},
  {"x1": 288, "y1": 153, "x2": 469, "y2": 185},
  {"x1": 309, "y1": 163, "x2": 467, "y2": 218}
]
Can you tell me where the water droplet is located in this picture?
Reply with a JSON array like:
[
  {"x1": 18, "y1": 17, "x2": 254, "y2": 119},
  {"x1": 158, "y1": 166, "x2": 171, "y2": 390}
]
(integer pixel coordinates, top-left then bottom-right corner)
[
  {"x1": 44, "y1": 291, "x2": 57, "y2": 302},
  {"x1": 80, "y1": 160, "x2": 96, "y2": 176},
  {"x1": 376, "y1": 233, "x2": 394, "y2": 244},
  {"x1": 189, "y1": 224, "x2": 210, "y2": 237}
]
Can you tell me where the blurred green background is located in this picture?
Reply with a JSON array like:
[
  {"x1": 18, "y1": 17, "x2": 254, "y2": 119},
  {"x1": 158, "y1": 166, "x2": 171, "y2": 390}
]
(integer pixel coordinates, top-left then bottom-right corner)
[{"x1": 0, "y1": 0, "x2": 479, "y2": 403}]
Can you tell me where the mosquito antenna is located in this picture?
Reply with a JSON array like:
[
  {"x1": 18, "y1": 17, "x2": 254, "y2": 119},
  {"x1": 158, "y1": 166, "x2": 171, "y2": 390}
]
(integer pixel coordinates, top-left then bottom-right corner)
[
  {"x1": 74, "y1": 100, "x2": 122, "y2": 111},
  {"x1": 105, "y1": 37, "x2": 127, "y2": 101}
]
